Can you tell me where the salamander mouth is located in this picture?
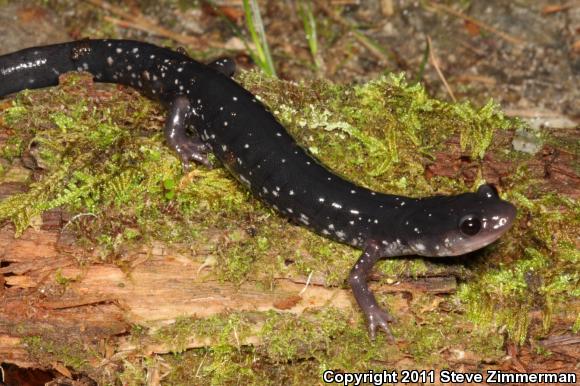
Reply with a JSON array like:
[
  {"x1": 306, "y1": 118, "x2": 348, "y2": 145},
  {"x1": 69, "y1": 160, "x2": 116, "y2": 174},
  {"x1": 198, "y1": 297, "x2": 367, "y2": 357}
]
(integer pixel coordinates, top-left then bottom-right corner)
[
  {"x1": 446, "y1": 202, "x2": 516, "y2": 256},
  {"x1": 410, "y1": 201, "x2": 517, "y2": 257}
]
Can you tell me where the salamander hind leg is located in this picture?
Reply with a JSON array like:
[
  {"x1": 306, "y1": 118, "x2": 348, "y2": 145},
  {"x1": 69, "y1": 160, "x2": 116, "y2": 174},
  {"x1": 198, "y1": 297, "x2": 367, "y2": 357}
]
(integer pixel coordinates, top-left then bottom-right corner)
[
  {"x1": 164, "y1": 96, "x2": 212, "y2": 169},
  {"x1": 349, "y1": 242, "x2": 396, "y2": 341},
  {"x1": 207, "y1": 57, "x2": 236, "y2": 77}
]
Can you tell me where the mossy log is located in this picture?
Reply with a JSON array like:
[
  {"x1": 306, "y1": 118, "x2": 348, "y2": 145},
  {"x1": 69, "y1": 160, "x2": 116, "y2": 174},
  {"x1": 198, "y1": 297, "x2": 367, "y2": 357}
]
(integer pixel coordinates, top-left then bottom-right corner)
[
  {"x1": 0, "y1": 72, "x2": 578, "y2": 382},
  {"x1": 0, "y1": 212, "x2": 457, "y2": 369}
]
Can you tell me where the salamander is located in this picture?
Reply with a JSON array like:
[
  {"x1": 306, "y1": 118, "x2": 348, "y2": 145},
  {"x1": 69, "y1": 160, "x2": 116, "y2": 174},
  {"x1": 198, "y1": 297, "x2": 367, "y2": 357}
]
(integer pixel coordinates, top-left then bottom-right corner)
[{"x1": 0, "y1": 39, "x2": 517, "y2": 340}]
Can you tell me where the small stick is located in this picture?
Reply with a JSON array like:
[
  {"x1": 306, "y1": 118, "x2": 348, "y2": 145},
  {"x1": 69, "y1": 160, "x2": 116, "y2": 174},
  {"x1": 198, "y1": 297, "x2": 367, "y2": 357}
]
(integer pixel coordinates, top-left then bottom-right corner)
[
  {"x1": 318, "y1": 2, "x2": 394, "y2": 64},
  {"x1": 426, "y1": 1, "x2": 525, "y2": 45},
  {"x1": 88, "y1": 0, "x2": 222, "y2": 49},
  {"x1": 542, "y1": 1, "x2": 579, "y2": 15},
  {"x1": 299, "y1": 271, "x2": 313, "y2": 295},
  {"x1": 427, "y1": 36, "x2": 456, "y2": 102}
]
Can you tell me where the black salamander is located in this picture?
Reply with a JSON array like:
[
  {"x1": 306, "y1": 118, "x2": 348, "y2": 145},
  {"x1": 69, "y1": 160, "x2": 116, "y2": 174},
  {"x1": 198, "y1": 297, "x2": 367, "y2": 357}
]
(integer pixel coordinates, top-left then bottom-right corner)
[{"x1": 0, "y1": 40, "x2": 517, "y2": 339}]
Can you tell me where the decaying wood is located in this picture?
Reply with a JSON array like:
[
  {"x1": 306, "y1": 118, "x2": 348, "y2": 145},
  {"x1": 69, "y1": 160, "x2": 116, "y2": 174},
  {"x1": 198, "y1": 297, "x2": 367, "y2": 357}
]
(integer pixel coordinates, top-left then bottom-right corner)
[{"x1": 0, "y1": 222, "x2": 456, "y2": 368}]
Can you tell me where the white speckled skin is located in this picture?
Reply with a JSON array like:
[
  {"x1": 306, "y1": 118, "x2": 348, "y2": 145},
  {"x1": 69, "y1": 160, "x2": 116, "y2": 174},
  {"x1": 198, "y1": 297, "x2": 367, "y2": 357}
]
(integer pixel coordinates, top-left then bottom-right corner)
[{"x1": 0, "y1": 39, "x2": 517, "y2": 340}]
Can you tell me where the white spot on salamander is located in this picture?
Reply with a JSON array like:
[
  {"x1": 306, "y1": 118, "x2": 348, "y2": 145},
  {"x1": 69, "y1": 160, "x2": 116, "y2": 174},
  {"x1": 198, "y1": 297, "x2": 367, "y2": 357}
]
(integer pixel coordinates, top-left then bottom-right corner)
[{"x1": 239, "y1": 175, "x2": 251, "y2": 187}]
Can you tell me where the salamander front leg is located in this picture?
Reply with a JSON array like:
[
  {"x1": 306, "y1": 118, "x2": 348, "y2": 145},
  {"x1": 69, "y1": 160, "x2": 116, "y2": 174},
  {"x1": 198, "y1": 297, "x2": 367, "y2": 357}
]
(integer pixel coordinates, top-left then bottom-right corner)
[
  {"x1": 164, "y1": 96, "x2": 212, "y2": 168},
  {"x1": 349, "y1": 242, "x2": 396, "y2": 341}
]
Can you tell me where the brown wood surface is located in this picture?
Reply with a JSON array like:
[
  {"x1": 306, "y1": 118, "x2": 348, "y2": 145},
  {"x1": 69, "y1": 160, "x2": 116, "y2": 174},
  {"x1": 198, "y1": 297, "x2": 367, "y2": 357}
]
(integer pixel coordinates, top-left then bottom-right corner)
[{"x1": 0, "y1": 220, "x2": 457, "y2": 368}]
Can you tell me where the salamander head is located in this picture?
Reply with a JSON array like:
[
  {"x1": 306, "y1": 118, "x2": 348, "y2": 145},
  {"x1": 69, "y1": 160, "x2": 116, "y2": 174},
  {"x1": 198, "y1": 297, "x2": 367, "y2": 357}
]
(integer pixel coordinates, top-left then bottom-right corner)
[{"x1": 402, "y1": 184, "x2": 516, "y2": 257}]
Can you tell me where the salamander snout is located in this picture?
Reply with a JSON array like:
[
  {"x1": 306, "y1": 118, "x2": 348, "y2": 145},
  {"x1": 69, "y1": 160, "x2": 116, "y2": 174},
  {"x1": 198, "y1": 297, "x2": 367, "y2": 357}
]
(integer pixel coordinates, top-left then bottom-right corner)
[{"x1": 406, "y1": 184, "x2": 517, "y2": 257}]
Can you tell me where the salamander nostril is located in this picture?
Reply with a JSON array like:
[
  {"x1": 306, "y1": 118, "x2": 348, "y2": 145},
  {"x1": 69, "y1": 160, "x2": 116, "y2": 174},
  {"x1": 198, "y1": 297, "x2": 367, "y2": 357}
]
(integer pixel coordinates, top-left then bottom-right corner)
[{"x1": 477, "y1": 184, "x2": 499, "y2": 198}]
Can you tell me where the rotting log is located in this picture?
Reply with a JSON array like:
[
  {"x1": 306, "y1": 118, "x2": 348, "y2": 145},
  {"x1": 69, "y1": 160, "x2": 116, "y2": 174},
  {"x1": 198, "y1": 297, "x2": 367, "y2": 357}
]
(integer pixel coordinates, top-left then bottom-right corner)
[{"x1": 0, "y1": 223, "x2": 457, "y2": 368}]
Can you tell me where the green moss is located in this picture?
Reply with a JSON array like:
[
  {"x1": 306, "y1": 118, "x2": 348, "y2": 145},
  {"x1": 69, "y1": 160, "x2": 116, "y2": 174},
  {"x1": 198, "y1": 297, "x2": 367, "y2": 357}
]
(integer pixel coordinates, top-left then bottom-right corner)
[
  {"x1": 152, "y1": 309, "x2": 394, "y2": 384},
  {"x1": 153, "y1": 314, "x2": 258, "y2": 385},
  {"x1": 118, "y1": 359, "x2": 148, "y2": 386},
  {"x1": 573, "y1": 314, "x2": 580, "y2": 334},
  {"x1": 401, "y1": 294, "x2": 504, "y2": 363},
  {"x1": 54, "y1": 269, "x2": 74, "y2": 286},
  {"x1": 23, "y1": 335, "x2": 97, "y2": 371},
  {"x1": 1, "y1": 67, "x2": 576, "y2": 380},
  {"x1": 238, "y1": 71, "x2": 514, "y2": 196}
]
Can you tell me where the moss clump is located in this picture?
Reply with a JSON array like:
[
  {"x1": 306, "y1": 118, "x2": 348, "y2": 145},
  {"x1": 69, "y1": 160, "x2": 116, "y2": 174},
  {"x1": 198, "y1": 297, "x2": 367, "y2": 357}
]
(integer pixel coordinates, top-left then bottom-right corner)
[
  {"x1": 23, "y1": 335, "x2": 98, "y2": 372},
  {"x1": 151, "y1": 309, "x2": 393, "y2": 385},
  {"x1": 457, "y1": 191, "x2": 579, "y2": 345},
  {"x1": 239, "y1": 71, "x2": 515, "y2": 197},
  {"x1": 2, "y1": 67, "x2": 576, "y2": 381}
]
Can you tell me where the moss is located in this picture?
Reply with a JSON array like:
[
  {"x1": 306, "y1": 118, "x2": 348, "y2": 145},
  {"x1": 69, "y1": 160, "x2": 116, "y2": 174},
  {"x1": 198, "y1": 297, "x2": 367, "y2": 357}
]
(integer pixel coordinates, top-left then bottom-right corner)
[
  {"x1": 54, "y1": 269, "x2": 74, "y2": 286},
  {"x1": 118, "y1": 359, "x2": 148, "y2": 386},
  {"x1": 1, "y1": 66, "x2": 576, "y2": 380},
  {"x1": 400, "y1": 294, "x2": 504, "y2": 363},
  {"x1": 23, "y1": 335, "x2": 97, "y2": 372},
  {"x1": 153, "y1": 314, "x2": 258, "y2": 385},
  {"x1": 152, "y1": 309, "x2": 395, "y2": 384}
]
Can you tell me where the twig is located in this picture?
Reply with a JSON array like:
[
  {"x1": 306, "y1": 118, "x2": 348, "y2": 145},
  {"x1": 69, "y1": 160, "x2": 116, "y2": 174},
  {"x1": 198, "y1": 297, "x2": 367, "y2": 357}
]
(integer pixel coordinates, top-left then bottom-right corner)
[
  {"x1": 62, "y1": 212, "x2": 97, "y2": 232},
  {"x1": 425, "y1": 1, "x2": 525, "y2": 45},
  {"x1": 299, "y1": 271, "x2": 313, "y2": 295},
  {"x1": 427, "y1": 36, "x2": 456, "y2": 102},
  {"x1": 503, "y1": 109, "x2": 575, "y2": 119},
  {"x1": 318, "y1": 2, "x2": 394, "y2": 64},
  {"x1": 87, "y1": 0, "x2": 223, "y2": 49},
  {"x1": 542, "y1": 2, "x2": 579, "y2": 15}
]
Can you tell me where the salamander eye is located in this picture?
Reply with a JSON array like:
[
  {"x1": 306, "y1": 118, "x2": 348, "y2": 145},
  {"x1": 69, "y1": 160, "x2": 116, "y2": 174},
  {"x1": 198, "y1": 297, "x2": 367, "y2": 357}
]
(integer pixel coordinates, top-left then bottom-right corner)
[{"x1": 459, "y1": 216, "x2": 481, "y2": 236}]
